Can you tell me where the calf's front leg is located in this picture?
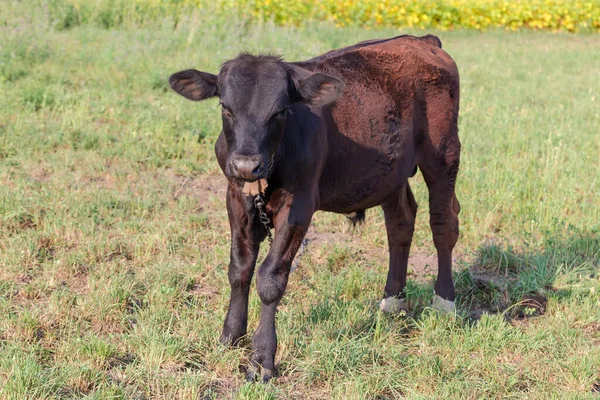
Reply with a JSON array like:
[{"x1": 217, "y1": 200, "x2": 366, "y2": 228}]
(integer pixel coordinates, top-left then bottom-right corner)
[
  {"x1": 247, "y1": 193, "x2": 314, "y2": 382},
  {"x1": 220, "y1": 185, "x2": 264, "y2": 346}
]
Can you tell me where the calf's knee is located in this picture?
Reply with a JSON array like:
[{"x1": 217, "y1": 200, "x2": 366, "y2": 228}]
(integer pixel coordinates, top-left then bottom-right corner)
[
  {"x1": 228, "y1": 262, "x2": 254, "y2": 288},
  {"x1": 256, "y1": 262, "x2": 289, "y2": 305}
]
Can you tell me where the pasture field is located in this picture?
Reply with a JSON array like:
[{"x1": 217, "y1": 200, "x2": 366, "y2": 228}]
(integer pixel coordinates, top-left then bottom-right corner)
[{"x1": 1, "y1": 4, "x2": 600, "y2": 400}]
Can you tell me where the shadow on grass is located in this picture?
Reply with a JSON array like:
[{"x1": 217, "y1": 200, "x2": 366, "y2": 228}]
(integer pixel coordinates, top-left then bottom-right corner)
[{"x1": 447, "y1": 231, "x2": 598, "y2": 322}]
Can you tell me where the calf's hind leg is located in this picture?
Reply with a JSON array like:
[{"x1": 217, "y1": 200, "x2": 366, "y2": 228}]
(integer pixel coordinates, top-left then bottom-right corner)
[
  {"x1": 380, "y1": 183, "x2": 418, "y2": 314},
  {"x1": 420, "y1": 146, "x2": 461, "y2": 312}
]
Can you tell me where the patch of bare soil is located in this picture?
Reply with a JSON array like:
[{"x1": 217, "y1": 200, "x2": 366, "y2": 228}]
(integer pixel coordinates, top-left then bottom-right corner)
[
  {"x1": 186, "y1": 281, "x2": 221, "y2": 304},
  {"x1": 171, "y1": 172, "x2": 227, "y2": 205},
  {"x1": 406, "y1": 253, "x2": 439, "y2": 282},
  {"x1": 29, "y1": 167, "x2": 52, "y2": 183}
]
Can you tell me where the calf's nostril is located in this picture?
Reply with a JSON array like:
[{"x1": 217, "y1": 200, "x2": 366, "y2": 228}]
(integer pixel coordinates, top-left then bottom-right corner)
[
  {"x1": 251, "y1": 163, "x2": 262, "y2": 175},
  {"x1": 230, "y1": 161, "x2": 238, "y2": 173}
]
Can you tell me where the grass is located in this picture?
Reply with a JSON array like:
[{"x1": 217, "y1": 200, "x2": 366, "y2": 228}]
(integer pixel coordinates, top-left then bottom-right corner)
[{"x1": 1, "y1": 3, "x2": 600, "y2": 399}]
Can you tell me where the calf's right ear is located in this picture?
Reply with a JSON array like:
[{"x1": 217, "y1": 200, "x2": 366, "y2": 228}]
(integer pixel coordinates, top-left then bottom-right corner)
[
  {"x1": 297, "y1": 73, "x2": 344, "y2": 106},
  {"x1": 169, "y1": 69, "x2": 218, "y2": 101}
]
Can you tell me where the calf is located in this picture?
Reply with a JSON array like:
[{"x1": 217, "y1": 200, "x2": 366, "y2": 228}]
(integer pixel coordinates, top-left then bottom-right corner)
[{"x1": 169, "y1": 34, "x2": 461, "y2": 382}]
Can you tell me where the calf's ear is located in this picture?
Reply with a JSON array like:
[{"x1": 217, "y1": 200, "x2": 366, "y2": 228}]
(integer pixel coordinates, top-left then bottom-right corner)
[
  {"x1": 169, "y1": 69, "x2": 218, "y2": 101},
  {"x1": 295, "y1": 72, "x2": 344, "y2": 107}
]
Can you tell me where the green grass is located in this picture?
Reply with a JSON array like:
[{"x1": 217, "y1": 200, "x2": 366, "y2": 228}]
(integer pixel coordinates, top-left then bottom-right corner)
[{"x1": 1, "y1": 4, "x2": 600, "y2": 399}]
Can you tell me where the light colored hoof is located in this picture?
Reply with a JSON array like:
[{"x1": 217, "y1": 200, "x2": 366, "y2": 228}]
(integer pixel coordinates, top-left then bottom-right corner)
[
  {"x1": 431, "y1": 294, "x2": 456, "y2": 313},
  {"x1": 379, "y1": 297, "x2": 407, "y2": 314}
]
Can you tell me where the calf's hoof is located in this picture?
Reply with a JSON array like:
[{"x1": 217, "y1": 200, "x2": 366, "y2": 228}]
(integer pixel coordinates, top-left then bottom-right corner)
[
  {"x1": 219, "y1": 333, "x2": 235, "y2": 347},
  {"x1": 379, "y1": 296, "x2": 408, "y2": 314},
  {"x1": 219, "y1": 327, "x2": 246, "y2": 347},
  {"x1": 431, "y1": 293, "x2": 456, "y2": 313},
  {"x1": 245, "y1": 360, "x2": 274, "y2": 383}
]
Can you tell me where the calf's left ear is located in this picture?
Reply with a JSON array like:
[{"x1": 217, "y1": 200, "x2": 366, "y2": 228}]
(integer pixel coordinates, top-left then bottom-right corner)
[
  {"x1": 169, "y1": 69, "x2": 218, "y2": 101},
  {"x1": 296, "y1": 72, "x2": 344, "y2": 107}
]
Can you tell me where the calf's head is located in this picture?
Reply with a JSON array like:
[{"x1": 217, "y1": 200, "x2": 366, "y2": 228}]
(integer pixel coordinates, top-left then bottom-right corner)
[{"x1": 169, "y1": 54, "x2": 343, "y2": 181}]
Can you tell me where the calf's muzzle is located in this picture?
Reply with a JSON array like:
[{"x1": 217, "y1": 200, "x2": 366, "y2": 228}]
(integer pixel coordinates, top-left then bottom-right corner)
[{"x1": 229, "y1": 154, "x2": 265, "y2": 181}]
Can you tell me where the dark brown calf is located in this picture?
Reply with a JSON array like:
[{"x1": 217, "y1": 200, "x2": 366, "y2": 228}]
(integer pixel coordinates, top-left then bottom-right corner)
[{"x1": 169, "y1": 34, "x2": 461, "y2": 382}]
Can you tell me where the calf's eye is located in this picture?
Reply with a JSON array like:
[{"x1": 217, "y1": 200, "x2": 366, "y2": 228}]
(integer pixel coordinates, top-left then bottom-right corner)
[{"x1": 220, "y1": 104, "x2": 233, "y2": 119}]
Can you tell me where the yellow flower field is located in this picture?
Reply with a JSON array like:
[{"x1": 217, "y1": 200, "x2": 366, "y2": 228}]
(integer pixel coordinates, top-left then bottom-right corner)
[
  {"x1": 234, "y1": 0, "x2": 600, "y2": 32},
  {"x1": 57, "y1": 0, "x2": 600, "y2": 32},
  {"x1": 184, "y1": 0, "x2": 600, "y2": 32}
]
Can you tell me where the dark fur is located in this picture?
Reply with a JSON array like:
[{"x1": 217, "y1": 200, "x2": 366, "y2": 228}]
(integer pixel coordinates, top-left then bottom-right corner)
[{"x1": 169, "y1": 34, "x2": 461, "y2": 382}]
